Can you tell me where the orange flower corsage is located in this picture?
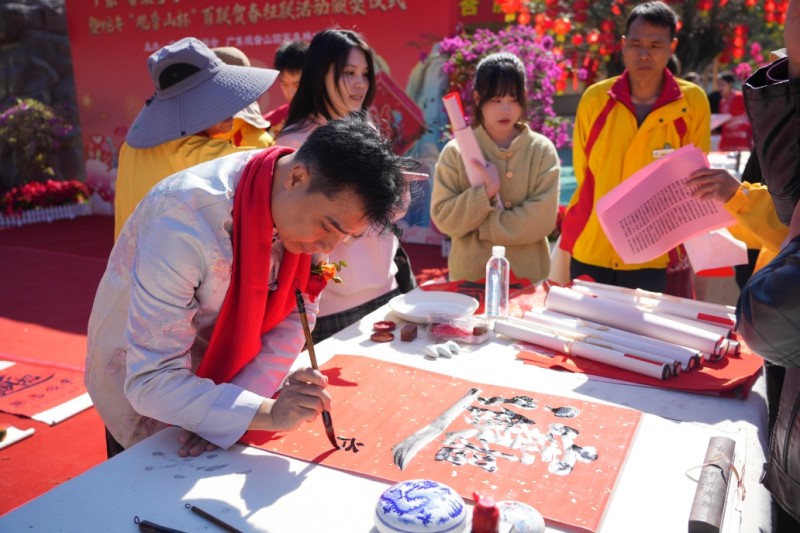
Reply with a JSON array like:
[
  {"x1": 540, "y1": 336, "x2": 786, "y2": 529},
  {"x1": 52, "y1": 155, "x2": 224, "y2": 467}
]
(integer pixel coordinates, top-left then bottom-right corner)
[{"x1": 305, "y1": 260, "x2": 347, "y2": 302}]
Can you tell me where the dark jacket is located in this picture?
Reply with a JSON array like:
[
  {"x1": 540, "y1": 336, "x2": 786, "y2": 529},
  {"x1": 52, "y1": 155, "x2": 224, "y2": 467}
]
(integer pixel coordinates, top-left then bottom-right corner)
[
  {"x1": 742, "y1": 58, "x2": 800, "y2": 225},
  {"x1": 739, "y1": 57, "x2": 800, "y2": 522}
]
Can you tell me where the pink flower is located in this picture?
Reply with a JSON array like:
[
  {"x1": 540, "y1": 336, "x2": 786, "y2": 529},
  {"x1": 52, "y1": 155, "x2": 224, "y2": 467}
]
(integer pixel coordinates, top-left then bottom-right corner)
[{"x1": 734, "y1": 63, "x2": 753, "y2": 81}]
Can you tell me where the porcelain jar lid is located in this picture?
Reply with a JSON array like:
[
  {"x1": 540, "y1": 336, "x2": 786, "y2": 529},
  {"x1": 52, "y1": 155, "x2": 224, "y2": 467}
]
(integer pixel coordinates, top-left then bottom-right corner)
[{"x1": 374, "y1": 479, "x2": 467, "y2": 533}]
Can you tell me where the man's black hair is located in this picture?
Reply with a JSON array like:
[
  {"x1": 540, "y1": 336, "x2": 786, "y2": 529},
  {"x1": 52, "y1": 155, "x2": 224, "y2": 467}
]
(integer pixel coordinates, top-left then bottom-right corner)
[
  {"x1": 625, "y1": 1, "x2": 678, "y2": 39},
  {"x1": 717, "y1": 71, "x2": 737, "y2": 84},
  {"x1": 274, "y1": 41, "x2": 308, "y2": 73},
  {"x1": 294, "y1": 114, "x2": 418, "y2": 232}
]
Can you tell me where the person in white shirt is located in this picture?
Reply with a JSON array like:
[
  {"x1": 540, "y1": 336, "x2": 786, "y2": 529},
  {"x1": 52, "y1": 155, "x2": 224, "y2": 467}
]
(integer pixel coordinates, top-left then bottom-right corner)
[{"x1": 277, "y1": 28, "x2": 415, "y2": 343}]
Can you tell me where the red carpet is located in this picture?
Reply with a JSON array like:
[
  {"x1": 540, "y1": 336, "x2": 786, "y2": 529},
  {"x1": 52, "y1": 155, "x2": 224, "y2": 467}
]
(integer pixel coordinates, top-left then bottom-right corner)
[
  {"x1": 0, "y1": 214, "x2": 446, "y2": 514},
  {"x1": 0, "y1": 216, "x2": 113, "y2": 514}
]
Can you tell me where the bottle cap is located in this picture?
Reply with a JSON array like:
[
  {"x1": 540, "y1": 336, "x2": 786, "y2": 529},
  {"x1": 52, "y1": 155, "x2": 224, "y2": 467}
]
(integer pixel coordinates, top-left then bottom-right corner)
[
  {"x1": 472, "y1": 491, "x2": 500, "y2": 532},
  {"x1": 492, "y1": 245, "x2": 506, "y2": 257}
]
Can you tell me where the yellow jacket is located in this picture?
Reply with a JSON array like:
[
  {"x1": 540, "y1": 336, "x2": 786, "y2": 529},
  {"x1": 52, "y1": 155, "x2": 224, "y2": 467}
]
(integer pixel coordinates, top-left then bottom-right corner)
[
  {"x1": 114, "y1": 133, "x2": 270, "y2": 240},
  {"x1": 561, "y1": 70, "x2": 711, "y2": 270},
  {"x1": 725, "y1": 181, "x2": 788, "y2": 271},
  {"x1": 214, "y1": 118, "x2": 273, "y2": 148}
]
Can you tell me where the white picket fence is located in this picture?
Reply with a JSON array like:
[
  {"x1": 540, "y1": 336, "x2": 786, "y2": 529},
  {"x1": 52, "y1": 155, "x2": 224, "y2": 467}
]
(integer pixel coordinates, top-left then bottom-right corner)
[{"x1": 0, "y1": 202, "x2": 92, "y2": 228}]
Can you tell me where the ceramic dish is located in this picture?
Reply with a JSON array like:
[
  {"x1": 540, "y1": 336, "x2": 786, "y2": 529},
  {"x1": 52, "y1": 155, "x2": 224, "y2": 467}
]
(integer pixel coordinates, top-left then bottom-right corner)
[{"x1": 388, "y1": 290, "x2": 479, "y2": 324}]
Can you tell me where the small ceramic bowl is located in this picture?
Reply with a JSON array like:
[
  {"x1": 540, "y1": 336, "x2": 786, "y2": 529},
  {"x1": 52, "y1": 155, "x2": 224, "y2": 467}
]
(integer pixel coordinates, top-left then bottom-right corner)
[
  {"x1": 375, "y1": 479, "x2": 467, "y2": 533},
  {"x1": 496, "y1": 500, "x2": 546, "y2": 533}
]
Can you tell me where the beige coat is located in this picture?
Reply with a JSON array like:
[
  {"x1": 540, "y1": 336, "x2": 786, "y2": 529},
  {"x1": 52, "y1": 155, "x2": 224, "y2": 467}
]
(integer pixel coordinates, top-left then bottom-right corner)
[{"x1": 431, "y1": 125, "x2": 560, "y2": 282}]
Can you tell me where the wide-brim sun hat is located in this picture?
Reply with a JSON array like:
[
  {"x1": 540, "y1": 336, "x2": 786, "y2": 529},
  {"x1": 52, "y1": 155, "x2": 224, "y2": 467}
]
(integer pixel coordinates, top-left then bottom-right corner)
[{"x1": 126, "y1": 37, "x2": 277, "y2": 149}]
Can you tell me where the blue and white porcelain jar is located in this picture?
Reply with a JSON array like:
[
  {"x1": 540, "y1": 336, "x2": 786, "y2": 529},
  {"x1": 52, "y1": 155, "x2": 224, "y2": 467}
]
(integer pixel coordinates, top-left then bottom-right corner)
[{"x1": 374, "y1": 479, "x2": 467, "y2": 533}]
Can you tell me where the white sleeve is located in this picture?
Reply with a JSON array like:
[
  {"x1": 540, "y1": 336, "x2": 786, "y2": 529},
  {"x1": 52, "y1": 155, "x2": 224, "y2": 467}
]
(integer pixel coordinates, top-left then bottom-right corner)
[{"x1": 123, "y1": 197, "x2": 261, "y2": 449}]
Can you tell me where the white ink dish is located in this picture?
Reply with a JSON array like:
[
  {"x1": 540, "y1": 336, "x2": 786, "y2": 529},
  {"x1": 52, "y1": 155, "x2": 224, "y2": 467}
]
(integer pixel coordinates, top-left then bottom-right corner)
[
  {"x1": 496, "y1": 500, "x2": 546, "y2": 533},
  {"x1": 375, "y1": 479, "x2": 468, "y2": 533},
  {"x1": 389, "y1": 291, "x2": 479, "y2": 324}
]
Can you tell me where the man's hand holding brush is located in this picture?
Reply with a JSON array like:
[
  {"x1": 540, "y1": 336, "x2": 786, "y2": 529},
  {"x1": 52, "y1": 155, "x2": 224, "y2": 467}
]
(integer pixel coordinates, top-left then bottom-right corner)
[{"x1": 247, "y1": 367, "x2": 332, "y2": 432}]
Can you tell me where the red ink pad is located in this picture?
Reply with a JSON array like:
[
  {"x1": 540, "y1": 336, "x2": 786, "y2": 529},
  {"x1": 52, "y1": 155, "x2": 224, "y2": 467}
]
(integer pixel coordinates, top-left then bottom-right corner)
[
  {"x1": 373, "y1": 320, "x2": 397, "y2": 332},
  {"x1": 370, "y1": 331, "x2": 395, "y2": 343}
]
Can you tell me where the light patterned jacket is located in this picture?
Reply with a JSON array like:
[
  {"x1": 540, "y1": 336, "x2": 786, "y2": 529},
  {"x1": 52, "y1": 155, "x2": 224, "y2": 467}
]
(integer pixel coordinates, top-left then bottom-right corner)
[{"x1": 87, "y1": 150, "x2": 317, "y2": 449}]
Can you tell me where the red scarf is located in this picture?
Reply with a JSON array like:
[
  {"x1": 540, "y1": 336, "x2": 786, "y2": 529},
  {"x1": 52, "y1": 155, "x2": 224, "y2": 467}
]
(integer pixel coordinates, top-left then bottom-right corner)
[{"x1": 197, "y1": 147, "x2": 311, "y2": 384}]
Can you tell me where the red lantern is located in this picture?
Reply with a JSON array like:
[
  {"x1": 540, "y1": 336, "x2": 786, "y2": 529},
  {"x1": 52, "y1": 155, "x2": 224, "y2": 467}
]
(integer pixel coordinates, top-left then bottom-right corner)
[
  {"x1": 572, "y1": 33, "x2": 585, "y2": 46},
  {"x1": 573, "y1": 0, "x2": 589, "y2": 24},
  {"x1": 586, "y1": 29, "x2": 601, "y2": 45},
  {"x1": 732, "y1": 48, "x2": 745, "y2": 60},
  {"x1": 498, "y1": 0, "x2": 521, "y2": 15},
  {"x1": 601, "y1": 32, "x2": 616, "y2": 45},
  {"x1": 600, "y1": 20, "x2": 615, "y2": 33},
  {"x1": 553, "y1": 16, "x2": 572, "y2": 42},
  {"x1": 534, "y1": 13, "x2": 553, "y2": 33}
]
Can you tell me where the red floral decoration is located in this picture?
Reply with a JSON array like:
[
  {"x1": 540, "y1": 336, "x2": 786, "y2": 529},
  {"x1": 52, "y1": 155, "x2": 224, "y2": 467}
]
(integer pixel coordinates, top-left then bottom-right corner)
[
  {"x1": 1, "y1": 179, "x2": 91, "y2": 216},
  {"x1": 305, "y1": 260, "x2": 347, "y2": 303},
  {"x1": 496, "y1": 0, "x2": 788, "y2": 90}
]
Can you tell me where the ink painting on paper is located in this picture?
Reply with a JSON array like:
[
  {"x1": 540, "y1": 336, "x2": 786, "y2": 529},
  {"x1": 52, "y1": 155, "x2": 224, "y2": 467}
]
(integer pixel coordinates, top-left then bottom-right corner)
[{"x1": 244, "y1": 355, "x2": 641, "y2": 533}]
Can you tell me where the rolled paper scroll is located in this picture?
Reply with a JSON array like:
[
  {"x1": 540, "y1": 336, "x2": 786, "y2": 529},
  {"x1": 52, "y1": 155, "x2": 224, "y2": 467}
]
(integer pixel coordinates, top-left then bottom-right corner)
[
  {"x1": 571, "y1": 278, "x2": 736, "y2": 328},
  {"x1": 508, "y1": 317, "x2": 682, "y2": 375},
  {"x1": 545, "y1": 286, "x2": 726, "y2": 358},
  {"x1": 495, "y1": 319, "x2": 671, "y2": 380},
  {"x1": 443, "y1": 92, "x2": 486, "y2": 188},
  {"x1": 688, "y1": 436, "x2": 737, "y2": 533},
  {"x1": 569, "y1": 284, "x2": 733, "y2": 338},
  {"x1": 442, "y1": 92, "x2": 503, "y2": 210},
  {"x1": 522, "y1": 309, "x2": 699, "y2": 370},
  {"x1": 526, "y1": 308, "x2": 702, "y2": 369}
]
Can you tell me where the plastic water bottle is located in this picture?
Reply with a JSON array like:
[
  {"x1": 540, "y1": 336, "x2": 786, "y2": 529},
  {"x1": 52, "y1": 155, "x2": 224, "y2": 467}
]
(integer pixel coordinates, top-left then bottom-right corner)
[{"x1": 485, "y1": 245, "x2": 509, "y2": 319}]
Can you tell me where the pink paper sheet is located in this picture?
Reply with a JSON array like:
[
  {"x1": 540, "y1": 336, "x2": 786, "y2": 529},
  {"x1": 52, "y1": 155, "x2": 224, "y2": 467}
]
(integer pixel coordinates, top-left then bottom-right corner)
[
  {"x1": 683, "y1": 228, "x2": 748, "y2": 273},
  {"x1": 597, "y1": 145, "x2": 734, "y2": 263}
]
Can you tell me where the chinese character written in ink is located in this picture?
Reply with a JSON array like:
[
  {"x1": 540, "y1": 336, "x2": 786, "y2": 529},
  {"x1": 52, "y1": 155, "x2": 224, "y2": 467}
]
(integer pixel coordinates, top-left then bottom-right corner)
[
  {"x1": 337, "y1": 436, "x2": 364, "y2": 453},
  {"x1": 0, "y1": 373, "x2": 54, "y2": 397}
]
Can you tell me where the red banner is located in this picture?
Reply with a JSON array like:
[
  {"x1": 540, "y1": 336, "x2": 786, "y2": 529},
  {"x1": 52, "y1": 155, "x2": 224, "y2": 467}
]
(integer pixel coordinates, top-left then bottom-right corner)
[{"x1": 65, "y1": 0, "x2": 504, "y2": 239}]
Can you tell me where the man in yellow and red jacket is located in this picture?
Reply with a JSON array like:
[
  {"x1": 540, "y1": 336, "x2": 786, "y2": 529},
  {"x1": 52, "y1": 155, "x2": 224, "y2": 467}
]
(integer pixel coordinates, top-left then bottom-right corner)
[{"x1": 560, "y1": 1, "x2": 710, "y2": 292}]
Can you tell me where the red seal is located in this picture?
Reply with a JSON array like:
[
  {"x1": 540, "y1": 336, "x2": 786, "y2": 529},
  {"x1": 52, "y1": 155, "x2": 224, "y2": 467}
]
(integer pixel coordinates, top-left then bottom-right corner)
[
  {"x1": 372, "y1": 320, "x2": 397, "y2": 332},
  {"x1": 370, "y1": 331, "x2": 395, "y2": 343}
]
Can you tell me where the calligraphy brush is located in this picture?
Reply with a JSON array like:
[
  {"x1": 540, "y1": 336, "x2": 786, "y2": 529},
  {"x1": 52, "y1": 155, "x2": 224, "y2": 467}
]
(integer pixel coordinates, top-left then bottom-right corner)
[{"x1": 294, "y1": 288, "x2": 339, "y2": 449}]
